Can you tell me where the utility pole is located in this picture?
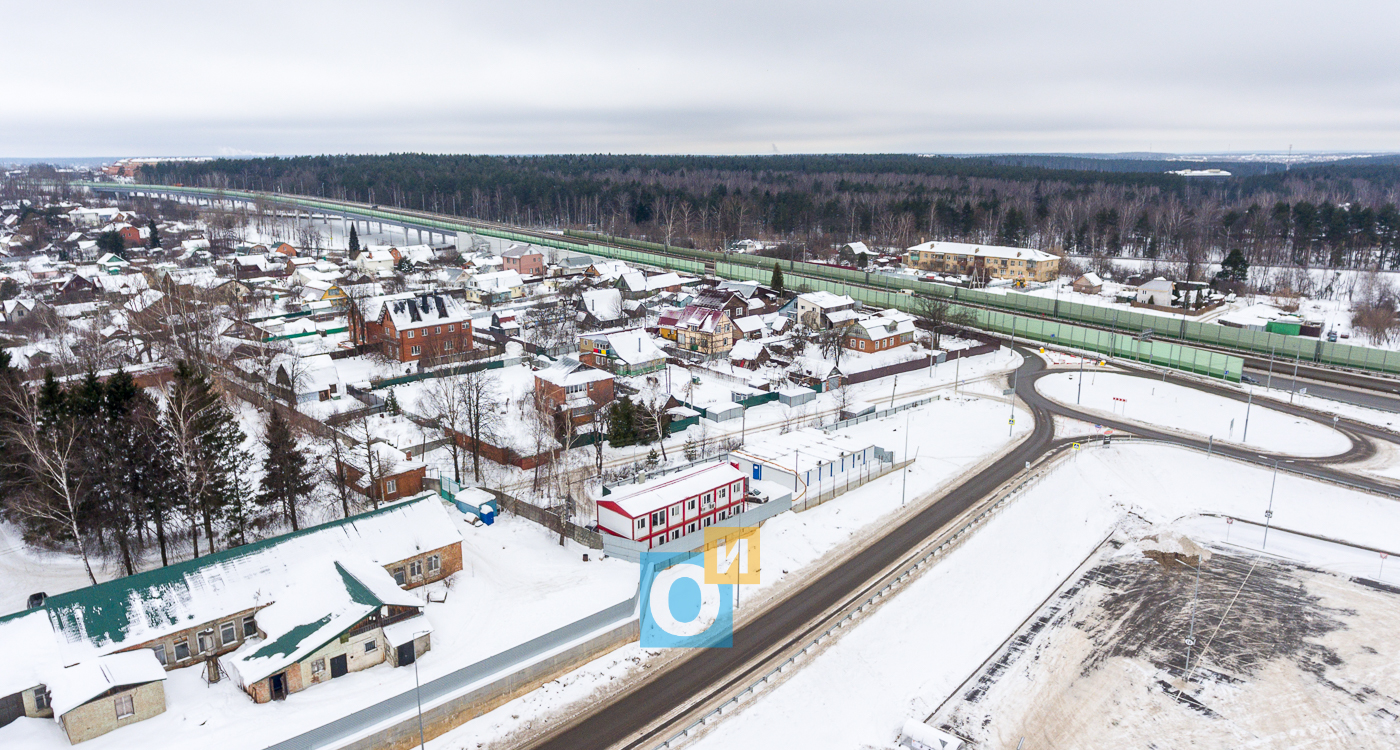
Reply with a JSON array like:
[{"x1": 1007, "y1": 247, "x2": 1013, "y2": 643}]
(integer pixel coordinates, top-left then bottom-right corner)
[
  {"x1": 901, "y1": 412, "x2": 911, "y2": 506},
  {"x1": 1078, "y1": 352, "x2": 1085, "y2": 404},
  {"x1": 1242, "y1": 386, "x2": 1254, "y2": 443}
]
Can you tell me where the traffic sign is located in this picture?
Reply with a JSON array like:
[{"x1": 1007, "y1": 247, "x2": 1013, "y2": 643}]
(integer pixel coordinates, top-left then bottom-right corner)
[{"x1": 1226, "y1": 517, "x2": 1233, "y2": 525}]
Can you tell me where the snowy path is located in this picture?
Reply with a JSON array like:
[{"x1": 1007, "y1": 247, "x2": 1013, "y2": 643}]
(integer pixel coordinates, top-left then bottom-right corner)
[{"x1": 1037, "y1": 370, "x2": 1351, "y2": 456}]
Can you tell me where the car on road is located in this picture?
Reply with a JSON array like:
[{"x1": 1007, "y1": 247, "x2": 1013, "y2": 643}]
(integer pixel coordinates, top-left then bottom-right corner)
[{"x1": 1241, "y1": 374, "x2": 1259, "y2": 384}]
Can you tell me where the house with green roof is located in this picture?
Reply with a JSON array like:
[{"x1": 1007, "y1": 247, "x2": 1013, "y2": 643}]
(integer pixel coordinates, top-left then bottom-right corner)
[{"x1": 0, "y1": 493, "x2": 461, "y2": 736}]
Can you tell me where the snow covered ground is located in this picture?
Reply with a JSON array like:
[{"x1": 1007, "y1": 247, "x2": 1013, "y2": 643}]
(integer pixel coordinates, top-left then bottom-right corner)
[
  {"x1": 399, "y1": 393, "x2": 1036, "y2": 750},
  {"x1": 678, "y1": 443, "x2": 1400, "y2": 750},
  {"x1": 1037, "y1": 370, "x2": 1352, "y2": 456}
]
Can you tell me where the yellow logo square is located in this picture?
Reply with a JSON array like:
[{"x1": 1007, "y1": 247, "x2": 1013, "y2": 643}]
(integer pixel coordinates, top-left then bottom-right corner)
[{"x1": 704, "y1": 526, "x2": 760, "y2": 585}]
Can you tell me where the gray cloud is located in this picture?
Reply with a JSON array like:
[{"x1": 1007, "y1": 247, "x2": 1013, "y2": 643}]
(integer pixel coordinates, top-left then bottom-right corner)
[{"x1": 6, "y1": 0, "x2": 1399, "y2": 157}]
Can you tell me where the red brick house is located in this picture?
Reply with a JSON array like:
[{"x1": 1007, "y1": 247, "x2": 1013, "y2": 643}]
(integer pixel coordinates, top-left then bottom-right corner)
[
  {"x1": 351, "y1": 292, "x2": 474, "y2": 363},
  {"x1": 843, "y1": 309, "x2": 917, "y2": 353},
  {"x1": 336, "y1": 443, "x2": 428, "y2": 503},
  {"x1": 501, "y1": 244, "x2": 545, "y2": 277},
  {"x1": 534, "y1": 356, "x2": 615, "y2": 426}
]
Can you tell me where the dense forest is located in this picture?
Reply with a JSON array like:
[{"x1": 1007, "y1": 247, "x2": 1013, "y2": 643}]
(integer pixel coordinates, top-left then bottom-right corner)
[{"x1": 145, "y1": 154, "x2": 1400, "y2": 285}]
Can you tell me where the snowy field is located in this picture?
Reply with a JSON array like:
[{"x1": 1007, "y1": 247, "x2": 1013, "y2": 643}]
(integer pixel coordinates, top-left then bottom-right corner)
[
  {"x1": 679, "y1": 443, "x2": 1400, "y2": 750},
  {"x1": 1037, "y1": 370, "x2": 1352, "y2": 456}
]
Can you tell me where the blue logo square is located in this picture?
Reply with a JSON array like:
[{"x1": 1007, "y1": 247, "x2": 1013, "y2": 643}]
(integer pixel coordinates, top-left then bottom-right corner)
[{"x1": 640, "y1": 551, "x2": 734, "y2": 649}]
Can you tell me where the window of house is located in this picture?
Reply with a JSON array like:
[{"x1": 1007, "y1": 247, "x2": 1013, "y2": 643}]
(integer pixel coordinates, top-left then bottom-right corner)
[
  {"x1": 410, "y1": 345, "x2": 421, "y2": 356},
  {"x1": 312, "y1": 658, "x2": 326, "y2": 676},
  {"x1": 444, "y1": 340, "x2": 453, "y2": 351},
  {"x1": 636, "y1": 518, "x2": 646, "y2": 530},
  {"x1": 671, "y1": 529, "x2": 681, "y2": 541},
  {"x1": 385, "y1": 478, "x2": 398, "y2": 495},
  {"x1": 33, "y1": 687, "x2": 48, "y2": 711},
  {"x1": 434, "y1": 326, "x2": 441, "y2": 334},
  {"x1": 651, "y1": 510, "x2": 665, "y2": 527},
  {"x1": 115, "y1": 693, "x2": 135, "y2": 719},
  {"x1": 703, "y1": 516, "x2": 712, "y2": 528},
  {"x1": 718, "y1": 486, "x2": 727, "y2": 499},
  {"x1": 410, "y1": 559, "x2": 423, "y2": 578},
  {"x1": 447, "y1": 324, "x2": 454, "y2": 332},
  {"x1": 221, "y1": 621, "x2": 237, "y2": 645},
  {"x1": 243, "y1": 615, "x2": 257, "y2": 638},
  {"x1": 364, "y1": 640, "x2": 377, "y2": 653},
  {"x1": 670, "y1": 505, "x2": 681, "y2": 518},
  {"x1": 687, "y1": 499, "x2": 697, "y2": 511},
  {"x1": 406, "y1": 329, "x2": 414, "y2": 338},
  {"x1": 428, "y1": 554, "x2": 440, "y2": 574},
  {"x1": 174, "y1": 639, "x2": 190, "y2": 661},
  {"x1": 565, "y1": 382, "x2": 585, "y2": 394},
  {"x1": 859, "y1": 340, "x2": 866, "y2": 350}
]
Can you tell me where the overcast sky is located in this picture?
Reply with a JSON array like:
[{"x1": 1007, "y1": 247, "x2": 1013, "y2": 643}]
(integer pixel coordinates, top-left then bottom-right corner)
[{"x1": 8, "y1": 0, "x2": 1399, "y2": 158}]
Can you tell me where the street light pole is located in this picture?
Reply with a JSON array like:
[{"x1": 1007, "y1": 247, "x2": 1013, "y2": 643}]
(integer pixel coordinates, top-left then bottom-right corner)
[
  {"x1": 412, "y1": 631, "x2": 429, "y2": 749},
  {"x1": 1078, "y1": 352, "x2": 1084, "y2": 404},
  {"x1": 1242, "y1": 386, "x2": 1254, "y2": 443},
  {"x1": 1262, "y1": 458, "x2": 1280, "y2": 549}
]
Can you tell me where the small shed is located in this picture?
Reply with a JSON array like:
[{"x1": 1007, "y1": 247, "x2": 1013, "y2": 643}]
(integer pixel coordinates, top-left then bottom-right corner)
[
  {"x1": 839, "y1": 400, "x2": 877, "y2": 420},
  {"x1": 667, "y1": 406, "x2": 701, "y2": 433},
  {"x1": 1072, "y1": 272, "x2": 1103, "y2": 295},
  {"x1": 778, "y1": 386, "x2": 817, "y2": 408},
  {"x1": 705, "y1": 401, "x2": 745, "y2": 422},
  {"x1": 452, "y1": 487, "x2": 499, "y2": 523}
]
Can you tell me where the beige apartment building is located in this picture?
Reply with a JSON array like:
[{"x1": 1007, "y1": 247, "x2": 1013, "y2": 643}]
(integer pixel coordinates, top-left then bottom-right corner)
[{"x1": 905, "y1": 240, "x2": 1059, "y2": 283}]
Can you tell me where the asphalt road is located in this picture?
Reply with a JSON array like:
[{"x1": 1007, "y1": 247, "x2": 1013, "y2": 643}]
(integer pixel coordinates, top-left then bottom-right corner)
[
  {"x1": 528, "y1": 352, "x2": 1400, "y2": 750},
  {"x1": 527, "y1": 357, "x2": 1058, "y2": 750},
  {"x1": 1242, "y1": 367, "x2": 1400, "y2": 413}
]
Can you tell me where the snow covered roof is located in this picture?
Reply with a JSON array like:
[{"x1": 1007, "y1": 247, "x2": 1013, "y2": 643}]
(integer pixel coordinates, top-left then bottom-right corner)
[
  {"x1": 95, "y1": 252, "x2": 129, "y2": 266},
  {"x1": 672, "y1": 305, "x2": 728, "y2": 333},
  {"x1": 798, "y1": 291, "x2": 856, "y2": 309},
  {"x1": 535, "y1": 356, "x2": 613, "y2": 388},
  {"x1": 733, "y1": 316, "x2": 765, "y2": 334},
  {"x1": 469, "y1": 269, "x2": 525, "y2": 292},
  {"x1": 383, "y1": 293, "x2": 472, "y2": 328},
  {"x1": 581, "y1": 288, "x2": 624, "y2": 320},
  {"x1": 842, "y1": 241, "x2": 873, "y2": 255},
  {"x1": 222, "y1": 559, "x2": 420, "y2": 685},
  {"x1": 45, "y1": 650, "x2": 166, "y2": 718},
  {"x1": 501, "y1": 243, "x2": 543, "y2": 258},
  {"x1": 0, "y1": 494, "x2": 459, "y2": 666},
  {"x1": 729, "y1": 339, "x2": 764, "y2": 361},
  {"x1": 732, "y1": 428, "x2": 879, "y2": 474},
  {"x1": 382, "y1": 615, "x2": 433, "y2": 648},
  {"x1": 601, "y1": 461, "x2": 747, "y2": 518},
  {"x1": 589, "y1": 260, "x2": 633, "y2": 281},
  {"x1": 619, "y1": 271, "x2": 684, "y2": 292},
  {"x1": 1077, "y1": 272, "x2": 1103, "y2": 286},
  {"x1": 906, "y1": 240, "x2": 1057, "y2": 262},
  {"x1": 854, "y1": 308, "x2": 915, "y2": 339},
  {"x1": 584, "y1": 327, "x2": 665, "y2": 365}
]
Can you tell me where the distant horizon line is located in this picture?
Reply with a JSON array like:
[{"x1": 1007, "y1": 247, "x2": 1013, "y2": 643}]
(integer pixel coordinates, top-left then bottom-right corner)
[{"x1": 5, "y1": 150, "x2": 1398, "y2": 165}]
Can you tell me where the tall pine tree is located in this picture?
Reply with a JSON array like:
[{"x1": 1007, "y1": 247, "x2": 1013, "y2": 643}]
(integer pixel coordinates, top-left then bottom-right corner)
[
  {"x1": 348, "y1": 224, "x2": 360, "y2": 258},
  {"x1": 163, "y1": 361, "x2": 251, "y2": 556},
  {"x1": 256, "y1": 408, "x2": 315, "y2": 531}
]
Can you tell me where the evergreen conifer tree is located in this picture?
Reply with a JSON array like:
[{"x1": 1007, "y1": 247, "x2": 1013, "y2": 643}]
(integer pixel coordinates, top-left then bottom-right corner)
[
  {"x1": 163, "y1": 360, "x2": 252, "y2": 555},
  {"x1": 148, "y1": 219, "x2": 161, "y2": 249},
  {"x1": 256, "y1": 408, "x2": 315, "y2": 531},
  {"x1": 348, "y1": 224, "x2": 360, "y2": 257},
  {"x1": 771, "y1": 262, "x2": 784, "y2": 291}
]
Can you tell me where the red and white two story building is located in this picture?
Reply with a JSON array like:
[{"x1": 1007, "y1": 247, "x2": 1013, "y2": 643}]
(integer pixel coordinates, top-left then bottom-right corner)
[{"x1": 596, "y1": 462, "x2": 748, "y2": 548}]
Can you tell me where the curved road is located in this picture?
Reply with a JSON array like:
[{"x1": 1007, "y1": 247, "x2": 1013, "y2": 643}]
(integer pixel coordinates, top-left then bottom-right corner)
[{"x1": 529, "y1": 352, "x2": 1400, "y2": 750}]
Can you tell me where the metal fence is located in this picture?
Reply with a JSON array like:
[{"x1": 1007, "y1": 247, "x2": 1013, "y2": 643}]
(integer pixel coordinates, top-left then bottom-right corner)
[{"x1": 822, "y1": 396, "x2": 941, "y2": 433}]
